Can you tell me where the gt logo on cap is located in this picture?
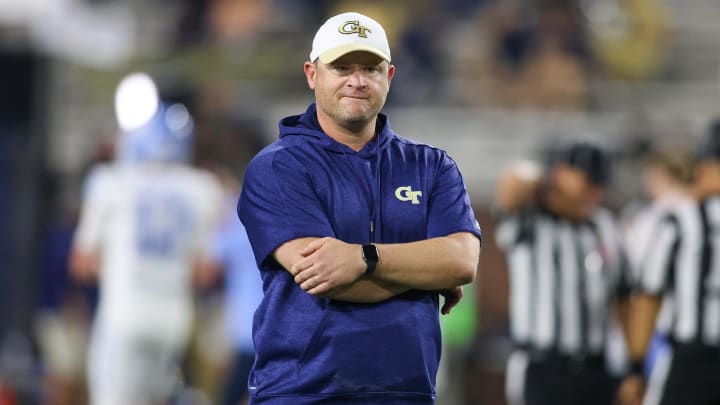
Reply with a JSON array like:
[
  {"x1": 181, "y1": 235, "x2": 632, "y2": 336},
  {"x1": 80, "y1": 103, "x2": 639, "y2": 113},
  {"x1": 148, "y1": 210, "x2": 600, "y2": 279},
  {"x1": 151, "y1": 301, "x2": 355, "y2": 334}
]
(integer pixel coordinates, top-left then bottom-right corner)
[
  {"x1": 310, "y1": 12, "x2": 391, "y2": 63},
  {"x1": 338, "y1": 20, "x2": 372, "y2": 38}
]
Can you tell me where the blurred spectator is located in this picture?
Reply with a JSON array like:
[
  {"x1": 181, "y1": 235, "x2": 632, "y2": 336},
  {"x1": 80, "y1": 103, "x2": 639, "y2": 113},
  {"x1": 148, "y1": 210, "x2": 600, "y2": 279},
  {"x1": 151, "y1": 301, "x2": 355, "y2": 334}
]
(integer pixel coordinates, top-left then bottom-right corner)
[
  {"x1": 208, "y1": 0, "x2": 272, "y2": 46},
  {"x1": 512, "y1": 32, "x2": 589, "y2": 110},
  {"x1": 387, "y1": 0, "x2": 446, "y2": 104},
  {"x1": 443, "y1": 0, "x2": 490, "y2": 19},
  {"x1": 446, "y1": 1, "x2": 519, "y2": 107},
  {"x1": 449, "y1": 1, "x2": 592, "y2": 109},
  {"x1": 68, "y1": 73, "x2": 224, "y2": 405},
  {"x1": 174, "y1": 0, "x2": 211, "y2": 46},
  {"x1": 190, "y1": 79, "x2": 269, "y2": 175},
  {"x1": 504, "y1": 3, "x2": 592, "y2": 109},
  {"x1": 587, "y1": 0, "x2": 673, "y2": 80}
]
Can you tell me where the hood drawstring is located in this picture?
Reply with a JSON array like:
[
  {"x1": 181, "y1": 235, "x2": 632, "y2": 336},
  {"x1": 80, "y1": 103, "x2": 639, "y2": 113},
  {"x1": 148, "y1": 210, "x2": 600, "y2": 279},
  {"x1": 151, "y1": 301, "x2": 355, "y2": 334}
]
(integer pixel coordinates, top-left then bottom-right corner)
[
  {"x1": 374, "y1": 132, "x2": 381, "y2": 242},
  {"x1": 341, "y1": 133, "x2": 381, "y2": 242}
]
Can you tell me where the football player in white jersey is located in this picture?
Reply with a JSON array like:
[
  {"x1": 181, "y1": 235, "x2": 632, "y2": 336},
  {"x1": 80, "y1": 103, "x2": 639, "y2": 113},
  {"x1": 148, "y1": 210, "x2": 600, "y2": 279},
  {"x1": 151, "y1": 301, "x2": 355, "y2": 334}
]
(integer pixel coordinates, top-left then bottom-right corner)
[{"x1": 69, "y1": 73, "x2": 223, "y2": 405}]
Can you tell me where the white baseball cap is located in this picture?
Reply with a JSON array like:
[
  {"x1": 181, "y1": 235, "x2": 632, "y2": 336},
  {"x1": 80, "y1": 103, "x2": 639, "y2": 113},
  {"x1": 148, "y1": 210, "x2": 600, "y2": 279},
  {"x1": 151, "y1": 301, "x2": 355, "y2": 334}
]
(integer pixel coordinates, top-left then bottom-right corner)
[{"x1": 309, "y1": 12, "x2": 391, "y2": 64}]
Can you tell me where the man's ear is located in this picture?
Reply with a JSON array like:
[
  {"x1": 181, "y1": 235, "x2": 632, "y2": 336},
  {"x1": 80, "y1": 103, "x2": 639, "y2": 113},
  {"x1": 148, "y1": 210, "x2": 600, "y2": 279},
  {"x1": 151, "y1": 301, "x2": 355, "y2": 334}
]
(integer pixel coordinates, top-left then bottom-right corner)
[
  {"x1": 387, "y1": 64, "x2": 396, "y2": 85},
  {"x1": 304, "y1": 61, "x2": 317, "y2": 90}
]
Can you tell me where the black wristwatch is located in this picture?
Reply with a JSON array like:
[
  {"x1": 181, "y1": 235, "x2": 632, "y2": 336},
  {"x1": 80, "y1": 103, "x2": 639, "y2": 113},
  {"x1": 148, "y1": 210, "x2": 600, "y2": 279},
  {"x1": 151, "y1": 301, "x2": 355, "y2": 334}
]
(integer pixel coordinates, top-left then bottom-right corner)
[{"x1": 361, "y1": 244, "x2": 379, "y2": 275}]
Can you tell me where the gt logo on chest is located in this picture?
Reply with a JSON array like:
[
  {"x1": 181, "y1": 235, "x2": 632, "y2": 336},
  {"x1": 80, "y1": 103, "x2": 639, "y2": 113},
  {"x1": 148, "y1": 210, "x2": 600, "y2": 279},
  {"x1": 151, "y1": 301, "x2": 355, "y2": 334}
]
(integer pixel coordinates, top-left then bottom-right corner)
[{"x1": 394, "y1": 186, "x2": 422, "y2": 205}]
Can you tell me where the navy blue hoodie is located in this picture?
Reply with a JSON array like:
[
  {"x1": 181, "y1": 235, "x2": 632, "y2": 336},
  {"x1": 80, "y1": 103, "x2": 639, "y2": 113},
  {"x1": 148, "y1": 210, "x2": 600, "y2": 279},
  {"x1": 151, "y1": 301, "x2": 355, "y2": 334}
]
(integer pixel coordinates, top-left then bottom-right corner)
[{"x1": 238, "y1": 103, "x2": 481, "y2": 404}]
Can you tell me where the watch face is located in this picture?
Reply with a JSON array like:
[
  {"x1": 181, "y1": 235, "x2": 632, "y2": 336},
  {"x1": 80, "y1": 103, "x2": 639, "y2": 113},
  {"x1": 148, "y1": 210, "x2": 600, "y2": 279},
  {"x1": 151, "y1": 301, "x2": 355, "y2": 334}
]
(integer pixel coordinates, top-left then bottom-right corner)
[
  {"x1": 362, "y1": 244, "x2": 379, "y2": 275},
  {"x1": 362, "y1": 244, "x2": 379, "y2": 263}
]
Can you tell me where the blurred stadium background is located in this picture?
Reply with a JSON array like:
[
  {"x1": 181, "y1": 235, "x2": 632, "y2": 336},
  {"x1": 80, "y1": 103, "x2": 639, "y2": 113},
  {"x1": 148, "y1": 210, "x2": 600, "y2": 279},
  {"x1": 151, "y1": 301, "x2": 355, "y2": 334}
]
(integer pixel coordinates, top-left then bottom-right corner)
[{"x1": 1, "y1": 0, "x2": 719, "y2": 404}]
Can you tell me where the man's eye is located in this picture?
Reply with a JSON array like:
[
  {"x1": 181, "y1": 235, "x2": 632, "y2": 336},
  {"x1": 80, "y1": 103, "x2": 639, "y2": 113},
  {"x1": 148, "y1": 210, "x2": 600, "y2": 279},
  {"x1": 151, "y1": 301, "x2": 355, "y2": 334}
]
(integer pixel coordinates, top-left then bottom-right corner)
[{"x1": 333, "y1": 65, "x2": 350, "y2": 73}]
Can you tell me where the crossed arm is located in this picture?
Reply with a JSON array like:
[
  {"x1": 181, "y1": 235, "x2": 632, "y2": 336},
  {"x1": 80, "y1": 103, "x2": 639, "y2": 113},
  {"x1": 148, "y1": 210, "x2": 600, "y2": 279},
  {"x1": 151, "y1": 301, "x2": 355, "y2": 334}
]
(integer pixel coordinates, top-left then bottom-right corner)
[{"x1": 273, "y1": 232, "x2": 480, "y2": 312}]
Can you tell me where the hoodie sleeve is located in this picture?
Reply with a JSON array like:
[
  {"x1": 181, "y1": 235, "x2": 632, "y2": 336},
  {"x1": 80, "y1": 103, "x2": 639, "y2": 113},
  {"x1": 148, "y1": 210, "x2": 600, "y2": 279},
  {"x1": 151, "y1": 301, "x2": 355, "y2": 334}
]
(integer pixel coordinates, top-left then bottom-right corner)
[
  {"x1": 238, "y1": 148, "x2": 336, "y2": 268},
  {"x1": 426, "y1": 152, "x2": 482, "y2": 242}
]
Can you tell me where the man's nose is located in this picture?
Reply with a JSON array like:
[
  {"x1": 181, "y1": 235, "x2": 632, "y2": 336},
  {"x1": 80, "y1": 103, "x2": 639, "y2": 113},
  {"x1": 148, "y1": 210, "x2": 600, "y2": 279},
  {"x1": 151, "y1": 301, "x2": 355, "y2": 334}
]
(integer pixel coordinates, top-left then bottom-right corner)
[{"x1": 347, "y1": 69, "x2": 367, "y2": 88}]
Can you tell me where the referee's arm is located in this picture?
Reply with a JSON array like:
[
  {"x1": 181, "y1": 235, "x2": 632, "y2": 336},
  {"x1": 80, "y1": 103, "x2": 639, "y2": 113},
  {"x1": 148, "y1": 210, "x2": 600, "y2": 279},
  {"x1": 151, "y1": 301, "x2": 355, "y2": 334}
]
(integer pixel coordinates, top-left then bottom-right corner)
[
  {"x1": 617, "y1": 293, "x2": 662, "y2": 405},
  {"x1": 626, "y1": 294, "x2": 663, "y2": 365},
  {"x1": 618, "y1": 218, "x2": 677, "y2": 404},
  {"x1": 626, "y1": 216, "x2": 678, "y2": 363}
]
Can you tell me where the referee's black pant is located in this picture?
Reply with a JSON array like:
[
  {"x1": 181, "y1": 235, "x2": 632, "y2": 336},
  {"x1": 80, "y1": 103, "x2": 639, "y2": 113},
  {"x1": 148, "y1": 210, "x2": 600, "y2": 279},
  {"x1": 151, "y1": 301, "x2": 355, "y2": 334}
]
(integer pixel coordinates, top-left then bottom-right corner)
[
  {"x1": 646, "y1": 343, "x2": 720, "y2": 405},
  {"x1": 508, "y1": 350, "x2": 619, "y2": 405}
]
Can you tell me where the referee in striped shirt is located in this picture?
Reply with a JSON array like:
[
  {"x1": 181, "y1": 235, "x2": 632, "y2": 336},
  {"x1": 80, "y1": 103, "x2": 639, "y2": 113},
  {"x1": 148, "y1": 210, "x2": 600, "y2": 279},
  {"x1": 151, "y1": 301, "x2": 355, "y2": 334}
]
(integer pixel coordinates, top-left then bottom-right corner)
[
  {"x1": 619, "y1": 122, "x2": 720, "y2": 405},
  {"x1": 495, "y1": 141, "x2": 632, "y2": 405}
]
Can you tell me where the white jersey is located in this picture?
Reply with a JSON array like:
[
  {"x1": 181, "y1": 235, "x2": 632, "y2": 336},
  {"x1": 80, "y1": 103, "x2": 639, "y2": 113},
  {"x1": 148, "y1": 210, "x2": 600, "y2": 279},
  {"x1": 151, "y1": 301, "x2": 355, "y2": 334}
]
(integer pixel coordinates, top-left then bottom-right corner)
[
  {"x1": 624, "y1": 192, "x2": 692, "y2": 281},
  {"x1": 74, "y1": 163, "x2": 223, "y2": 338}
]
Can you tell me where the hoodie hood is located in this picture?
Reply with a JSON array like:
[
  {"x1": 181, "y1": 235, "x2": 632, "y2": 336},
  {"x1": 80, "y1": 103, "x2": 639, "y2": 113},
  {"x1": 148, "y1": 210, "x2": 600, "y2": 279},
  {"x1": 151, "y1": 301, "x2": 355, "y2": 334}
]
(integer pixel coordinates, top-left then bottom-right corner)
[{"x1": 278, "y1": 103, "x2": 394, "y2": 158}]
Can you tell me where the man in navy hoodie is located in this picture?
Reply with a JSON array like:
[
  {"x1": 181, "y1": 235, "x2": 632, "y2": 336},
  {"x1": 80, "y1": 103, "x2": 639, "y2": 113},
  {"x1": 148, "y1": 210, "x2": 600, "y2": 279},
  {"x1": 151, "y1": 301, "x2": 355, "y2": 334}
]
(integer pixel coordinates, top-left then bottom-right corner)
[{"x1": 238, "y1": 11, "x2": 482, "y2": 404}]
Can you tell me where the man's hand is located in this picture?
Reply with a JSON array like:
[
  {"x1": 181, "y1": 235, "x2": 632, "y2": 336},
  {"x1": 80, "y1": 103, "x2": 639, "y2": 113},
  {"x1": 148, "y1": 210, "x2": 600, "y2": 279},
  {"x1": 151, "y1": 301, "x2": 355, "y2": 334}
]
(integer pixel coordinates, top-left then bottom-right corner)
[
  {"x1": 496, "y1": 161, "x2": 543, "y2": 213},
  {"x1": 291, "y1": 237, "x2": 366, "y2": 295},
  {"x1": 440, "y1": 286, "x2": 463, "y2": 315},
  {"x1": 616, "y1": 375, "x2": 645, "y2": 405}
]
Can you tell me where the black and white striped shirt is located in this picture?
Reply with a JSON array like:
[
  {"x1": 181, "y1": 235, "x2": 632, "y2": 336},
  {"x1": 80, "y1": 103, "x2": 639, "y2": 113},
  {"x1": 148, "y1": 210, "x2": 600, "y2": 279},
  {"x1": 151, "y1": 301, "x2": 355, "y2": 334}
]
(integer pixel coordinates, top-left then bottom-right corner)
[
  {"x1": 639, "y1": 196, "x2": 720, "y2": 347},
  {"x1": 496, "y1": 207, "x2": 631, "y2": 356}
]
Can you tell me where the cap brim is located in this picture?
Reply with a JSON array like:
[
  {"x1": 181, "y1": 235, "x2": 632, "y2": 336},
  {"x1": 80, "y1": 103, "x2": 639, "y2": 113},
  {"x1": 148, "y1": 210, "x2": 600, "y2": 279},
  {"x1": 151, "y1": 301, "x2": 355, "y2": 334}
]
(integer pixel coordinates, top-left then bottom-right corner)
[{"x1": 317, "y1": 44, "x2": 391, "y2": 64}]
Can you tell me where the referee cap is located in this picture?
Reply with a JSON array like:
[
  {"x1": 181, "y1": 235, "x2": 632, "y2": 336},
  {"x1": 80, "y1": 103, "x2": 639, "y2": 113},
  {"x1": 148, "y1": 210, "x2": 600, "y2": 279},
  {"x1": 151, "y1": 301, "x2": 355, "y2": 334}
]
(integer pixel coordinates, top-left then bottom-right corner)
[
  {"x1": 310, "y1": 12, "x2": 391, "y2": 64},
  {"x1": 548, "y1": 141, "x2": 612, "y2": 186}
]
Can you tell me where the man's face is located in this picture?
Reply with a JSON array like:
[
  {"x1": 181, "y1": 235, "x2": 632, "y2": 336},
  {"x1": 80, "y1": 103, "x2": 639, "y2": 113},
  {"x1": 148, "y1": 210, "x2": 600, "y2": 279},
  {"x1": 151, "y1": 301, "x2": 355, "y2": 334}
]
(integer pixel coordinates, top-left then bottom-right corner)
[
  {"x1": 304, "y1": 51, "x2": 395, "y2": 129},
  {"x1": 551, "y1": 164, "x2": 604, "y2": 219}
]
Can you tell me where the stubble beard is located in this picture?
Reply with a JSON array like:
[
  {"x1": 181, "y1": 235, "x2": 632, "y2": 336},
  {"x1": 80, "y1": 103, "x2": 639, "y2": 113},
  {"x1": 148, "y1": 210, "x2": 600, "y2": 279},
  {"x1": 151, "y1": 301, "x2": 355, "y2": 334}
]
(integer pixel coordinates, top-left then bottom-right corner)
[{"x1": 320, "y1": 95, "x2": 385, "y2": 133}]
